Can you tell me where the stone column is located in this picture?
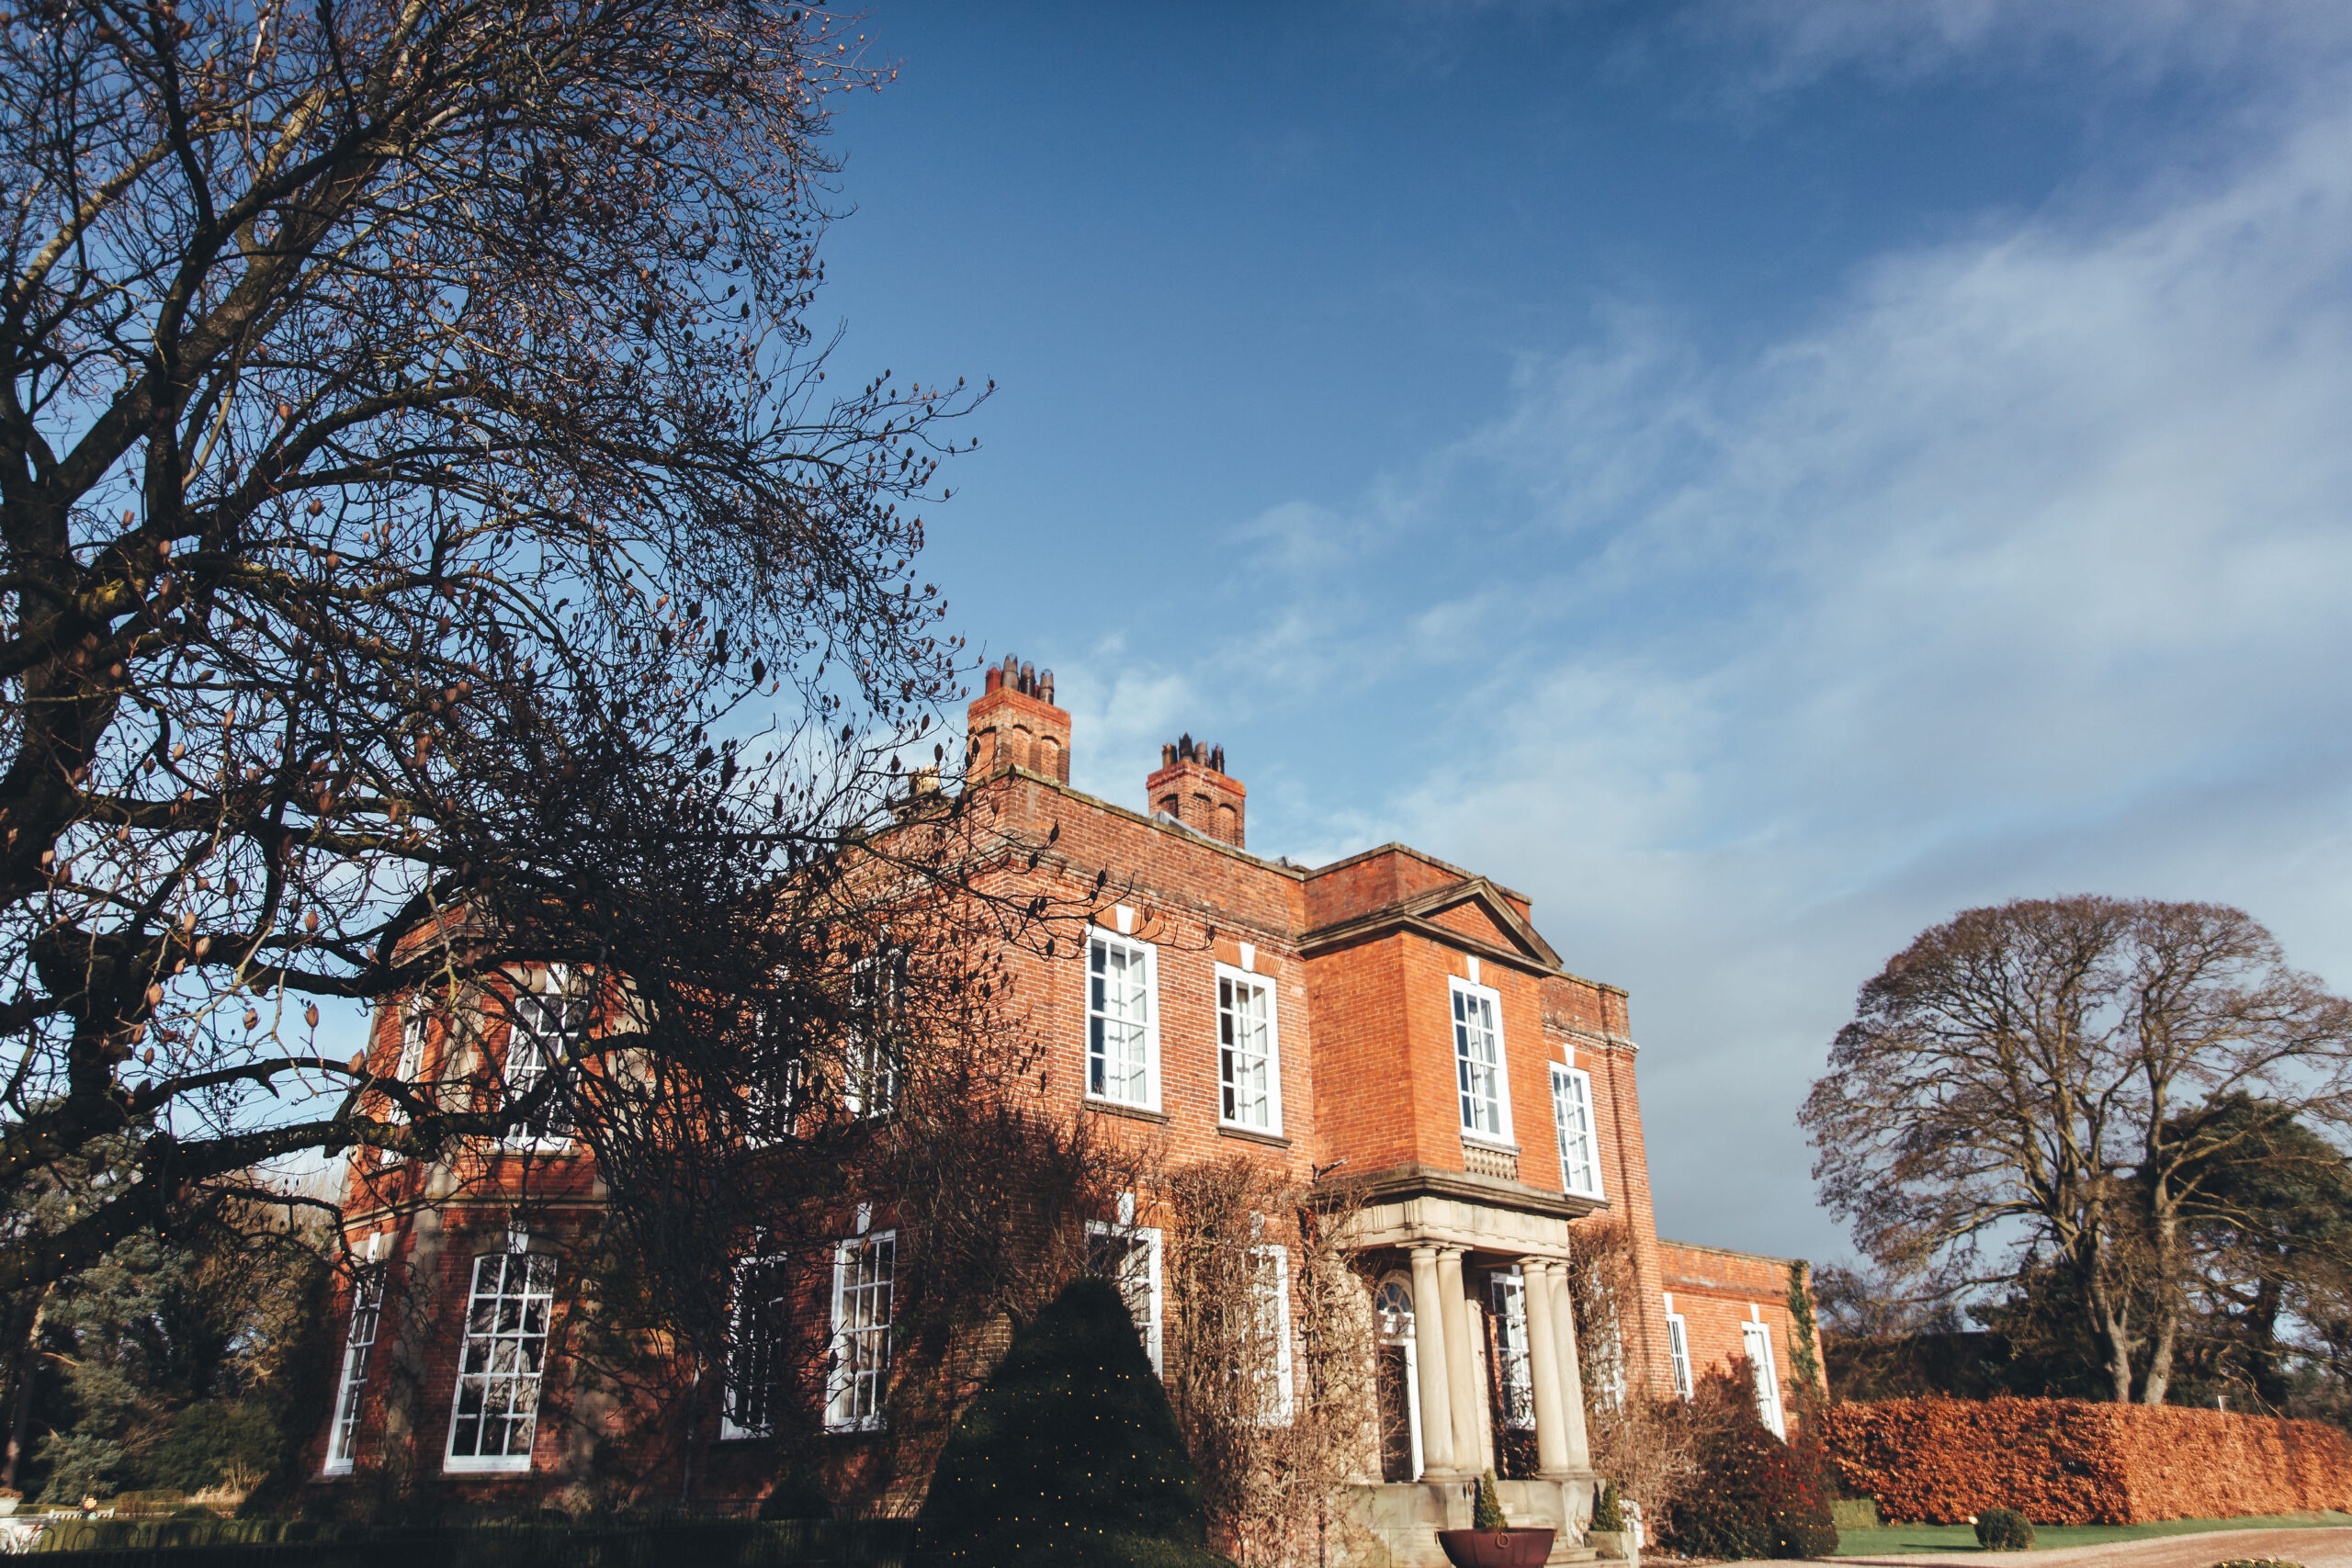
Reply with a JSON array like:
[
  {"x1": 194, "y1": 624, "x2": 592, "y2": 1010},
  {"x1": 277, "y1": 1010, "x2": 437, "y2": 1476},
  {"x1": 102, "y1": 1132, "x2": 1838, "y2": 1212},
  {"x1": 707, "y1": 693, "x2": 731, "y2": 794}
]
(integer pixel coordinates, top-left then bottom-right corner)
[
  {"x1": 1519, "y1": 1258, "x2": 1574, "y2": 1478},
  {"x1": 1541, "y1": 1260, "x2": 1593, "y2": 1471},
  {"x1": 1436, "y1": 1247, "x2": 1481, "y2": 1481},
  {"x1": 1408, "y1": 1245, "x2": 1458, "y2": 1479}
]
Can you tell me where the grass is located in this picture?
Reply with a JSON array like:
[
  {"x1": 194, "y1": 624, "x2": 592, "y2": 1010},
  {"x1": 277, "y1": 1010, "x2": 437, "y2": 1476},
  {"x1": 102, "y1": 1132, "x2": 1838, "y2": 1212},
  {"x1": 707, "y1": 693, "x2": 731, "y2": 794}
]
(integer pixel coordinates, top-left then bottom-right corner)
[{"x1": 1832, "y1": 1509, "x2": 2352, "y2": 1555}]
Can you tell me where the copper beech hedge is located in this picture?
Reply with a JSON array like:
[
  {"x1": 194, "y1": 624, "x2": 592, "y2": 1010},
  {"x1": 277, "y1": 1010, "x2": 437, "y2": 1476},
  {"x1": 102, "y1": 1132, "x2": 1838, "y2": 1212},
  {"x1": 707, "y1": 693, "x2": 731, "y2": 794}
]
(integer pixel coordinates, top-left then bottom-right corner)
[{"x1": 1825, "y1": 1398, "x2": 2352, "y2": 1525}]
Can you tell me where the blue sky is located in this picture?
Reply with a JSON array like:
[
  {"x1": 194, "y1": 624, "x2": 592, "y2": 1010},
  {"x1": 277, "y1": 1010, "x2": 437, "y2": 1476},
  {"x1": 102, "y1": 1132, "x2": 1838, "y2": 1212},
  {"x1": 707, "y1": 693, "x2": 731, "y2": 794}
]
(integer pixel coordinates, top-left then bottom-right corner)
[{"x1": 805, "y1": 2, "x2": 2352, "y2": 1265}]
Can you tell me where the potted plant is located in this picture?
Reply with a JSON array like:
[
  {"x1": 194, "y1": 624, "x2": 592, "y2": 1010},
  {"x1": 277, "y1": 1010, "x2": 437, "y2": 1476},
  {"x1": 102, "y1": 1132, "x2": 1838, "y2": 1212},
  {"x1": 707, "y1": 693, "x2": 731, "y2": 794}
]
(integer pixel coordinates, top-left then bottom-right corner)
[
  {"x1": 1587, "y1": 1478, "x2": 1634, "y2": 1561},
  {"x1": 1437, "y1": 1470, "x2": 1555, "y2": 1568}
]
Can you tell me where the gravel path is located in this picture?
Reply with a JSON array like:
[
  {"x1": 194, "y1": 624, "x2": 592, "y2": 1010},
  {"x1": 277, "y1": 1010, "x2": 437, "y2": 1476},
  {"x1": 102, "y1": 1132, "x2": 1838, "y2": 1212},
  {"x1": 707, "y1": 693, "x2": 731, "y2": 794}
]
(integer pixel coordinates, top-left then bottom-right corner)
[{"x1": 1801, "y1": 1524, "x2": 2352, "y2": 1568}]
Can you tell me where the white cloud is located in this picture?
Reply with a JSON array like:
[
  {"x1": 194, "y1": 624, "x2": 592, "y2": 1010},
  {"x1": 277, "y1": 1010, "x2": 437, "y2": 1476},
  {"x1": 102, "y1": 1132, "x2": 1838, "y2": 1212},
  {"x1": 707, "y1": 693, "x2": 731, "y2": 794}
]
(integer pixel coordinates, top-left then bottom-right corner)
[
  {"x1": 1684, "y1": 0, "x2": 2352, "y2": 96},
  {"x1": 1071, "y1": 62, "x2": 2352, "y2": 1261}
]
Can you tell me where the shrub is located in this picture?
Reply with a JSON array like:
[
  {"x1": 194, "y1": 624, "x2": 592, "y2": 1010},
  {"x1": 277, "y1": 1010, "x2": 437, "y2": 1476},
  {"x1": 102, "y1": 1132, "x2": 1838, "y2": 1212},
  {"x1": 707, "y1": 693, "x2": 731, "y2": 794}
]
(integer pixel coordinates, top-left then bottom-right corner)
[
  {"x1": 921, "y1": 1277, "x2": 1233, "y2": 1568},
  {"x1": 1974, "y1": 1507, "x2": 2035, "y2": 1550},
  {"x1": 1475, "y1": 1472, "x2": 1508, "y2": 1531},
  {"x1": 1591, "y1": 1480, "x2": 1625, "y2": 1531},
  {"x1": 1663, "y1": 1367, "x2": 1839, "y2": 1561}
]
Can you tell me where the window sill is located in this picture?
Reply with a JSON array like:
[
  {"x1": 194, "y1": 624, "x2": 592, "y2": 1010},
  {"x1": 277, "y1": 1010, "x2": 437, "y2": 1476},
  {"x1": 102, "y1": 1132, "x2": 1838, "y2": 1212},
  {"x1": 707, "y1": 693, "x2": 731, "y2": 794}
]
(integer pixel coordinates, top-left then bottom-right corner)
[
  {"x1": 1459, "y1": 1134, "x2": 1519, "y2": 1153},
  {"x1": 442, "y1": 1455, "x2": 534, "y2": 1475},
  {"x1": 1085, "y1": 1098, "x2": 1169, "y2": 1124},
  {"x1": 1217, "y1": 1123, "x2": 1290, "y2": 1149},
  {"x1": 320, "y1": 1461, "x2": 354, "y2": 1478}
]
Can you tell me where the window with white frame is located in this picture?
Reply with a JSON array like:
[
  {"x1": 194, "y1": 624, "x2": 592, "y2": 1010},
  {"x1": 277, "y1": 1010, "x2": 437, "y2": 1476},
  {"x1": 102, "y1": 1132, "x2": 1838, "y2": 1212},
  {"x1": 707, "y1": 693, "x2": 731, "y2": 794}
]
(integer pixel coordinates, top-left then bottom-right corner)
[
  {"x1": 1451, "y1": 980, "x2": 1510, "y2": 1141},
  {"x1": 1087, "y1": 934, "x2": 1158, "y2": 1109},
  {"x1": 826, "y1": 1231, "x2": 896, "y2": 1432},
  {"x1": 743, "y1": 1009, "x2": 799, "y2": 1145},
  {"x1": 1250, "y1": 1244, "x2": 1295, "y2": 1425},
  {"x1": 1742, "y1": 1319, "x2": 1785, "y2": 1438},
  {"x1": 503, "y1": 988, "x2": 578, "y2": 1144},
  {"x1": 844, "y1": 951, "x2": 905, "y2": 1119},
  {"x1": 1217, "y1": 967, "x2": 1280, "y2": 1132},
  {"x1": 1488, "y1": 1269, "x2": 1535, "y2": 1430},
  {"x1": 386, "y1": 1002, "x2": 429, "y2": 1123},
  {"x1": 721, "y1": 1243, "x2": 790, "y2": 1438},
  {"x1": 445, "y1": 1249, "x2": 556, "y2": 1472},
  {"x1": 1665, "y1": 1310, "x2": 1694, "y2": 1400},
  {"x1": 1087, "y1": 1219, "x2": 1164, "y2": 1373},
  {"x1": 322, "y1": 1255, "x2": 386, "y2": 1473},
  {"x1": 1551, "y1": 1064, "x2": 1603, "y2": 1198}
]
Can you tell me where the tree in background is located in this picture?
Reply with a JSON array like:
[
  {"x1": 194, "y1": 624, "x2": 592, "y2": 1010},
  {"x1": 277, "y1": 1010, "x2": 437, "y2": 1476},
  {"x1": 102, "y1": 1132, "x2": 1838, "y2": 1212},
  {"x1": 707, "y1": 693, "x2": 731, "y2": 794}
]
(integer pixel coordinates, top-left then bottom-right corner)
[
  {"x1": 6, "y1": 1194, "x2": 327, "y2": 1504},
  {"x1": 1804, "y1": 897, "x2": 2352, "y2": 1404}
]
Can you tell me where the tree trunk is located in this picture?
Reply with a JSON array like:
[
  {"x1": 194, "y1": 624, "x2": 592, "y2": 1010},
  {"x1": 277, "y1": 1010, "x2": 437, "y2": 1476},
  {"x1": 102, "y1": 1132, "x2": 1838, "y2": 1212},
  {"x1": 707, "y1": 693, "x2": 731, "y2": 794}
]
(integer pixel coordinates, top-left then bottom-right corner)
[{"x1": 0, "y1": 1287, "x2": 49, "y2": 1492}]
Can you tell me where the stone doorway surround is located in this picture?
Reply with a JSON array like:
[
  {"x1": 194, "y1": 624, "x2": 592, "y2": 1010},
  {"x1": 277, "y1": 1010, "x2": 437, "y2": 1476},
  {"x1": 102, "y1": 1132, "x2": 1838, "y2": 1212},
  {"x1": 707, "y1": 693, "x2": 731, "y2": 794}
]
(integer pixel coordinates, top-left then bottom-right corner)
[{"x1": 1337, "y1": 1164, "x2": 1611, "y2": 1566}]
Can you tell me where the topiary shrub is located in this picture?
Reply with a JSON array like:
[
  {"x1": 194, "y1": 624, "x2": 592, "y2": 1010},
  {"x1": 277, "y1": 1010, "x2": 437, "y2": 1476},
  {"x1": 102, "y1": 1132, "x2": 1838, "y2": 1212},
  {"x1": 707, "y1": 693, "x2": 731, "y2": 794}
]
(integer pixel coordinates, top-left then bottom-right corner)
[
  {"x1": 1973, "y1": 1507, "x2": 2034, "y2": 1550},
  {"x1": 921, "y1": 1277, "x2": 1235, "y2": 1568},
  {"x1": 1591, "y1": 1480, "x2": 1625, "y2": 1531},
  {"x1": 1475, "y1": 1471, "x2": 1508, "y2": 1530}
]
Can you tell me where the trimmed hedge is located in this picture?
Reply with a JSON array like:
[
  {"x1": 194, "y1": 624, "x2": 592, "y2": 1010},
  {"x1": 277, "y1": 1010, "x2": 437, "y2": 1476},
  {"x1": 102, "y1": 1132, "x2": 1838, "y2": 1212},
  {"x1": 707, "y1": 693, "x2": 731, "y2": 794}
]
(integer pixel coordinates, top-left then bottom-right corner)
[
  {"x1": 22, "y1": 1519, "x2": 910, "y2": 1567},
  {"x1": 1826, "y1": 1398, "x2": 2352, "y2": 1525}
]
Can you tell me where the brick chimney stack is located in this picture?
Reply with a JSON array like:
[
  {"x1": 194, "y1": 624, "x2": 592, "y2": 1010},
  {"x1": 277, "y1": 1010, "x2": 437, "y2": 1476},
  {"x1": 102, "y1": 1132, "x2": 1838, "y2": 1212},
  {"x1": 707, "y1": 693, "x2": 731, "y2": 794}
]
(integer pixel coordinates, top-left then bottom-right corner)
[
  {"x1": 965, "y1": 653, "x2": 1070, "y2": 783},
  {"x1": 1148, "y1": 734, "x2": 1245, "y2": 848}
]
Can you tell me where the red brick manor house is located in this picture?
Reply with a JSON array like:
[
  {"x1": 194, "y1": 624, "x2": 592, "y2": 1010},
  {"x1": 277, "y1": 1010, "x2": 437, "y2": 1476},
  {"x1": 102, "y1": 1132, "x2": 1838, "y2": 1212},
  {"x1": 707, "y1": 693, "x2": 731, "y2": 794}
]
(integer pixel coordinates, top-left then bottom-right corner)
[{"x1": 308, "y1": 659, "x2": 1819, "y2": 1563}]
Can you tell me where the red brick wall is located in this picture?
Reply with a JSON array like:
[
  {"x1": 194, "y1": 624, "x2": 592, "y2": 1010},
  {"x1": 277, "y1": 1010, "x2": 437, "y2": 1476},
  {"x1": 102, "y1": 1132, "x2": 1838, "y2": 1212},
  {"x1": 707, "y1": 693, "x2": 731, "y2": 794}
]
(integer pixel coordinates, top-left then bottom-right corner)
[
  {"x1": 1827, "y1": 1397, "x2": 2352, "y2": 1524},
  {"x1": 1658, "y1": 1240, "x2": 1815, "y2": 1427},
  {"x1": 311, "y1": 738, "x2": 1731, "y2": 1512}
]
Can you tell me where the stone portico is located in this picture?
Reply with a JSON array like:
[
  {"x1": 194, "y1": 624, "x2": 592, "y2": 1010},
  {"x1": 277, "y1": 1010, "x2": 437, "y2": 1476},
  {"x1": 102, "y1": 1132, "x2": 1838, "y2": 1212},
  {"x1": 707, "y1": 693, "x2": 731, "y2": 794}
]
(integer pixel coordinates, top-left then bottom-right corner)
[{"x1": 1344, "y1": 1167, "x2": 1611, "y2": 1566}]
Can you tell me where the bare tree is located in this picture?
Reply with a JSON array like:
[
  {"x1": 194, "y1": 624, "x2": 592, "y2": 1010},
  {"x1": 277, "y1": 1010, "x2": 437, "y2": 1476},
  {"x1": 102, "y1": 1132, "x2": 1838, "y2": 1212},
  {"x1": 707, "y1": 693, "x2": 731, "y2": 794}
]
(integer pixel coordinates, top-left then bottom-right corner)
[
  {"x1": 0, "y1": 0, "x2": 1060, "y2": 1304},
  {"x1": 1803, "y1": 897, "x2": 2352, "y2": 1404},
  {"x1": 1568, "y1": 1218, "x2": 1702, "y2": 1524}
]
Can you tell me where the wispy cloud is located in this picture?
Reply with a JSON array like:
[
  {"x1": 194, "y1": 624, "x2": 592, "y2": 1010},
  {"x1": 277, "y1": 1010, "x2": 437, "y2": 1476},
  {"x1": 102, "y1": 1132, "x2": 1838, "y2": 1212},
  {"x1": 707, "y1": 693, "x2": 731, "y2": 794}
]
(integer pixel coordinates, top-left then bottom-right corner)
[{"x1": 1070, "y1": 41, "x2": 2352, "y2": 1258}]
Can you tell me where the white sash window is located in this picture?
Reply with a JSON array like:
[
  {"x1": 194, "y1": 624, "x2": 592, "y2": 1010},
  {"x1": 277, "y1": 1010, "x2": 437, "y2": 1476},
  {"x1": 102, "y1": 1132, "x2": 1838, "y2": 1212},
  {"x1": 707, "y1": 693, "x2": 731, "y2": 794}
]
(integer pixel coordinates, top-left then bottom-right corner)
[
  {"x1": 1451, "y1": 979, "x2": 1511, "y2": 1141},
  {"x1": 1551, "y1": 1064, "x2": 1603, "y2": 1197},
  {"x1": 445, "y1": 1249, "x2": 557, "y2": 1472},
  {"x1": 1087, "y1": 934, "x2": 1159, "y2": 1109},
  {"x1": 1488, "y1": 1269, "x2": 1535, "y2": 1429},
  {"x1": 1217, "y1": 967, "x2": 1281, "y2": 1133},
  {"x1": 323, "y1": 1253, "x2": 386, "y2": 1473},
  {"x1": 826, "y1": 1231, "x2": 897, "y2": 1432}
]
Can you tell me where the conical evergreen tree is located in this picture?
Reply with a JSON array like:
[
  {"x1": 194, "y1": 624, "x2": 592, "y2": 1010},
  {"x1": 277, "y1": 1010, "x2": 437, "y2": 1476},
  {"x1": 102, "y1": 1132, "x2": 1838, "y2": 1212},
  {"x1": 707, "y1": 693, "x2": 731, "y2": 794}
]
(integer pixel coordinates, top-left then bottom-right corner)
[{"x1": 922, "y1": 1276, "x2": 1234, "y2": 1567}]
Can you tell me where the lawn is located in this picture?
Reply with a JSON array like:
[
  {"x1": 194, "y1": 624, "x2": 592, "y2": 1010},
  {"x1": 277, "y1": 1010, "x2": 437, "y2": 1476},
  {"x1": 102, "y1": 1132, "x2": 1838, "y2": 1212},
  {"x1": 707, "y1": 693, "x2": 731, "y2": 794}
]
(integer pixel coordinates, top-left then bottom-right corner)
[{"x1": 1833, "y1": 1509, "x2": 2352, "y2": 1555}]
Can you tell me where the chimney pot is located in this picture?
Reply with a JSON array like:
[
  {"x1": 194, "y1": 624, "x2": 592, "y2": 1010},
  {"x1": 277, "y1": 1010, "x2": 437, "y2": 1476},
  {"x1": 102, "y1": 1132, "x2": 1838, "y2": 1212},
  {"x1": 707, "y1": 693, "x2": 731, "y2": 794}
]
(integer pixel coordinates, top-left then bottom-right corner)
[
  {"x1": 1146, "y1": 729, "x2": 1246, "y2": 848},
  {"x1": 1039, "y1": 670, "x2": 1054, "y2": 704},
  {"x1": 984, "y1": 665, "x2": 1003, "y2": 694}
]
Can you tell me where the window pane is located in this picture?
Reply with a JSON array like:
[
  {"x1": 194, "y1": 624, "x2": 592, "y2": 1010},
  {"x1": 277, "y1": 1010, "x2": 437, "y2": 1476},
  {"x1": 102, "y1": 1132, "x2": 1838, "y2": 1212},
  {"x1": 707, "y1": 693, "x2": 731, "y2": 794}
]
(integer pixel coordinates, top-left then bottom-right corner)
[
  {"x1": 1087, "y1": 939, "x2": 1154, "y2": 1106},
  {"x1": 447, "y1": 1249, "x2": 556, "y2": 1467}
]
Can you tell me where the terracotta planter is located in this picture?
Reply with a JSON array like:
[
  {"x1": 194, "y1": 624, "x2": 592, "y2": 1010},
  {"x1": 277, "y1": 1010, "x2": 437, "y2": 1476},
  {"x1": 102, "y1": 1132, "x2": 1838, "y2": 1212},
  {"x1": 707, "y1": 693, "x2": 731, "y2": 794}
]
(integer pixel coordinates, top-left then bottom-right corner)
[{"x1": 1436, "y1": 1527, "x2": 1555, "y2": 1566}]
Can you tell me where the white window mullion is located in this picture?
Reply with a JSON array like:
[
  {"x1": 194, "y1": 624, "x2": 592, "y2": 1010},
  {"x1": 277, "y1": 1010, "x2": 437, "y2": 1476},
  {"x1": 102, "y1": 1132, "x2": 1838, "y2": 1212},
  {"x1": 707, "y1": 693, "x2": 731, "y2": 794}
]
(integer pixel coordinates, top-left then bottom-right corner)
[
  {"x1": 445, "y1": 1249, "x2": 556, "y2": 1472},
  {"x1": 826, "y1": 1231, "x2": 896, "y2": 1432},
  {"x1": 1088, "y1": 934, "x2": 1159, "y2": 1111},
  {"x1": 323, "y1": 1258, "x2": 386, "y2": 1473},
  {"x1": 1551, "y1": 1064, "x2": 1603, "y2": 1198},
  {"x1": 1665, "y1": 1310, "x2": 1694, "y2": 1400},
  {"x1": 1216, "y1": 966, "x2": 1281, "y2": 1134},
  {"x1": 1451, "y1": 979, "x2": 1510, "y2": 1142},
  {"x1": 1489, "y1": 1270, "x2": 1534, "y2": 1429}
]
